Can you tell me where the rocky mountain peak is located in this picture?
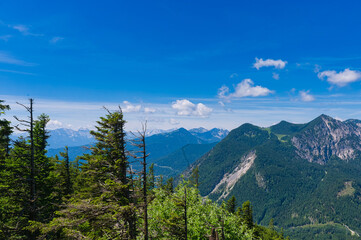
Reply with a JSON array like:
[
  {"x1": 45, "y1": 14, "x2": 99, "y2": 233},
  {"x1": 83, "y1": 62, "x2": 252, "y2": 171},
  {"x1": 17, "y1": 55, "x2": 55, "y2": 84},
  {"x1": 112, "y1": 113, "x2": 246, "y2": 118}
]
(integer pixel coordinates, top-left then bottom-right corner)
[{"x1": 291, "y1": 114, "x2": 361, "y2": 164}]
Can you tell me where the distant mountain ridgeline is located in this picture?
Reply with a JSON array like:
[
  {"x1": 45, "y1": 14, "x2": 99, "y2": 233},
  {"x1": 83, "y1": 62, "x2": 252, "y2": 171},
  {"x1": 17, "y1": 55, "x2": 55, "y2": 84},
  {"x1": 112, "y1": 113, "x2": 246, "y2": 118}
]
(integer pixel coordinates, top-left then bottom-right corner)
[
  {"x1": 11, "y1": 128, "x2": 95, "y2": 149},
  {"x1": 187, "y1": 114, "x2": 361, "y2": 239},
  {"x1": 45, "y1": 127, "x2": 228, "y2": 178}
]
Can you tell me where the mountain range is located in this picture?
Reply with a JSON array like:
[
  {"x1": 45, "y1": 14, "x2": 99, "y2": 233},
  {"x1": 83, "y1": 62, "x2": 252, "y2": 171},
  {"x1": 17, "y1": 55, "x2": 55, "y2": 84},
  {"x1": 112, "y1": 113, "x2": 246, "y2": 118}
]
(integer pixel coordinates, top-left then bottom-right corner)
[
  {"x1": 188, "y1": 114, "x2": 361, "y2": 239},
  {"x1": 11, "y1": 128, "x2": 95, "y2": 149},
  {"x1": 46, "y1": 127, "x2": 229, "y2": 177}
]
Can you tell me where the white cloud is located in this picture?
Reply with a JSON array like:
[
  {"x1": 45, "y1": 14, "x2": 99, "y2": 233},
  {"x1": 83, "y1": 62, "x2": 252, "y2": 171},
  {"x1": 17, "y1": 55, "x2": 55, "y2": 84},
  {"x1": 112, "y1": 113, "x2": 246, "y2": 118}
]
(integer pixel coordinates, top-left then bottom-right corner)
[
  {"x1": 10, "y1": 24, "x2": 43, "y2": 37},
  {"x1": 122, "y1": 101, "x2": 141, "y2": 113},
  {"x1": 50, "y1": 36, "x2": 64, "y2": 44},
  {"x1": 12, "y1": 25, "x2": 28, "y2": 33},
  {"x1": 169, "y1": 118, "x2": 180, "y2": 125},
  {"x1": 194, "y1": 103, "x2": 213, "y2": 116},
  {"x1": 121, "y1": 102, "x2": 157, "y2": 113},
  {"x1": 230, "y1": 73, "x2": 238, "y2": 78},
  {"x1": 0, "y1": 52, "x2": 34, "y2": 66},
  {"x1": 253, "y1": 58, "x2": 287, "y2": 70},
  {"x1": 172, "y1": 99, "x2": 212, "y2": 117},
  {"x1": 0, "y1": 69, "x2": 34, "y2": 75},
  {"x1": 218, "y1": 79, "x2": 274, "y2": 101},
  {"x1": 299, "y1": 90, "x2": 315, "y2": 102},
  {"x1": 144, "y1": 107, "x2": 156, "y2": 113},
  {"x1": 314, "y1": 64, "x2": 321, "y2": 73},
  {"x1": 47, "y1": 119, "x2": 63, "y2": 129},
  {"x1": 217, "y1": 85, "x2": 230, "y2": 100},
  {"x1": 0, "y1": 35, "x2": 12, "y2": 41},
  {"x1": 317, "y1": 68, "x2": 361, "y2": 87},
  {"x1": 272, "y1": 72, "x2": 280, "y2": 80}
]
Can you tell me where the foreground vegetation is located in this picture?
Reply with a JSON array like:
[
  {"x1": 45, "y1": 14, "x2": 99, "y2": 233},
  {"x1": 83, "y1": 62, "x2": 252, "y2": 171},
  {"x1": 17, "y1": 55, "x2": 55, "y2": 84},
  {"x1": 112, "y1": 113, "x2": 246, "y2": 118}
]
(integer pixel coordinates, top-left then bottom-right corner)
[{"x1": 0, "y1": 99, "x2": 286, "y2": 239}]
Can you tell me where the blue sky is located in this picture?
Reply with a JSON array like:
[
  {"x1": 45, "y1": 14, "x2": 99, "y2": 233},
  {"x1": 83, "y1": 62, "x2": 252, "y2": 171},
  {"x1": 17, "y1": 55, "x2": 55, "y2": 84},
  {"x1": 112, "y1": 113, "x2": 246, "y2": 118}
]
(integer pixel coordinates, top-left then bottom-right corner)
[{"x1": 2, "y1": 0, "x2": 361, "y2": 131}]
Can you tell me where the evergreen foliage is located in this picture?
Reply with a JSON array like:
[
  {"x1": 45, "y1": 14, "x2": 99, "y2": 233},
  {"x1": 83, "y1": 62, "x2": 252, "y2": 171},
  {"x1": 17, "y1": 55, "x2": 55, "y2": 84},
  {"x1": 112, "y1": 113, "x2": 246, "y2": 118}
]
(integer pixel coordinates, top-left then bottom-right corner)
[
  {"x1": 57, "y1": 146, "x2": 74, "y2": 197},
  {"x1": 0, "y1": 99, "x2": 287, "y2": 239},
  {"x1": 38, "y1": 107, "x2": 137, "y2": 239},
  {"x1": 0, "y1": 100, "x2": 56, "y2": 239},
  {"x1": 0, "y1": 100, "x2": 12, "y2": 161},
  {"x1": 225, "y1": 195, "x2": 236, "y2": 214}
]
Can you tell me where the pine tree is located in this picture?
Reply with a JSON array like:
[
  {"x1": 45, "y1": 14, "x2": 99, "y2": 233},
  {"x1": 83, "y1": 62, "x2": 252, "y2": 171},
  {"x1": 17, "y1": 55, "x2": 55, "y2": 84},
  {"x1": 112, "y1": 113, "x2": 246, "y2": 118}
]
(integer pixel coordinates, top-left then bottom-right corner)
[
  {"x1": 0, "y1": 100, "x2": 12, "y2": 161},
  {"x1": 164, "y1": 177, "x2": 174, "y2": 194},
  {"x1": 1, "y1": 100, "x2": 55, "y2": 239},
  {"x1": 190, "y1": 166, "x2": 199, "y2": 189},
  {"x1": 240, "y1": 201, "x2": 253, "y2": 229},
  {"x1": 226, "y1": 196, "x2": 236, "y2": 214},
  {"x1": 0, "y1": 100, "x2": 13, "y2": 237},
  {"x1": 33, "y1": 114, "x2": 57, "y2": 223},
  {"x1": 57, "y1": 146, "x2": 73, "y2": 197},
  {"x1": 0, "y1": 137, "x2": 31, "y2": 239},
  {"x1": 148, "y1": 163, "x2": 155, "y2": 191},
  {"x1": 41, "y1": 107, "x2": 137, "y2": 239},
  {"x1": 162, "y1": 185, "x2": 188, "y2": 240}
]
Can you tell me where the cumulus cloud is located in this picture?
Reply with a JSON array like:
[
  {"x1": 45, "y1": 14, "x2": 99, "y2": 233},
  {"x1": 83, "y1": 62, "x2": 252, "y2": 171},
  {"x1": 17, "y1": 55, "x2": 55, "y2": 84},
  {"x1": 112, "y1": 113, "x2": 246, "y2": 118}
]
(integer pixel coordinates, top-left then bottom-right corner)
[
  {"x1": 172, "y1": 99, "x2": 212, "y2": 117},
  {"x1": 299, "y1": 90, "x2": 315, "y2": 102},
  {"x1": 48, "y1": 119, "x2": 63, "y2": 128},
  {"x1": 253, "y1": 58, "x2": 287, "y2": 70},
  {"x1": 218, "y1": 79, "x2": 274, "y2": 101},
  {"x1": 47, "y1": 120, "x2": 73, "y2": 129},
  {"x1": 121, "y1": 101, "x2": 157, "y2": 113},
  {"x1": 317, "y1": 68, "x2": 361, "y2": 87},
  {"x1": 122, "y1": 101, "x2": 141, "y2": 113}
]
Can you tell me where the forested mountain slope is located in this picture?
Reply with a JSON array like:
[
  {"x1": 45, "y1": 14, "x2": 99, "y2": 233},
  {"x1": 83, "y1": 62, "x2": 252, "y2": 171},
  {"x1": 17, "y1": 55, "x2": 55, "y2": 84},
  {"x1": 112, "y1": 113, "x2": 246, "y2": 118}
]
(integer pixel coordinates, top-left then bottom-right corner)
[
  {"x1": 47, "y1": 127, "x2": 228, "y2": 178},
  {"x1": 190, "y1": 115, "x2": 361, "y2": 239}
]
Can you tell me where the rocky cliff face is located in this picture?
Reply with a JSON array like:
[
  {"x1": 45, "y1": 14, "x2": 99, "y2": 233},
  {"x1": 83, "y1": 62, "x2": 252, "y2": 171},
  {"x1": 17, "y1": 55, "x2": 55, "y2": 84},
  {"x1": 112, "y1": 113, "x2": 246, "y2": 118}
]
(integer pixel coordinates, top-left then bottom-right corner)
[{"x1": 291, "y1": 114, "x2": 361, "y2": 164}]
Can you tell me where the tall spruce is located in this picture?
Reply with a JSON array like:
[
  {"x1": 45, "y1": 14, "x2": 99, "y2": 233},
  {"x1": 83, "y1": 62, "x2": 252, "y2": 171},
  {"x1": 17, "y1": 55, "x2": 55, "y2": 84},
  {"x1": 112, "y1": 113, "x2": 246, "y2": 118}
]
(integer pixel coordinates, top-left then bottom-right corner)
[
  {"x1": 86, "y1": 107, "x2": 136, "y2": 238},
  {"x1": 58, "y1": 146, "x2": 73, "y2": 197},
  {"x1": 226, "y1": 196, "x2": 236, "y2": 214},
  {"x1": 0, "y1": 137, "x2": 30, "y2": 239},
  {"x1": 32, "y1": 114, "x2": 56, "y2": 223},
  {"x1": 1, "y1": 100, "x2": 55, "y2": 239},
  {"x1": 0, "y1": 100, "x2": 12, "y2": 161},
  {"x1": 148, "y1": 163, "x2": 155, "y2": 191},
  {"x1": 239, "y1": 201, "x2": 253, "y2": 229},
  {"x1": 41, "y1": 107, "x2": 137, "y2": 239},
  {"x1": 190, "y1": 166, "x2": 199, "y2": 189}
]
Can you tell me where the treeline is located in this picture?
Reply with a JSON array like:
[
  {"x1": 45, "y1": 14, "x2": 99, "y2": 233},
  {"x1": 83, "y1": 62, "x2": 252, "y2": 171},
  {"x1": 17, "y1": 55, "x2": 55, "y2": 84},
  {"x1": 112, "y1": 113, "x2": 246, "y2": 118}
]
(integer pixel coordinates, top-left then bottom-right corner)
[{"x1": 0, "y1": 99, "x2": 287, "y2": 239}]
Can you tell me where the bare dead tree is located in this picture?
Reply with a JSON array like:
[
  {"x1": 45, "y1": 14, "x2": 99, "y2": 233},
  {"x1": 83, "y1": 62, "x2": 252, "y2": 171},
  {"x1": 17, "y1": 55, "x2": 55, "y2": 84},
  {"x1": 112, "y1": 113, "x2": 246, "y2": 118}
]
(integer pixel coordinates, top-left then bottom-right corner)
[
  {"x1": 13, "y1": 98, "x2": 36, "y2": 222},
  {"x1": 130, "y1": 122, "x2": 150, "y2": 240}
]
